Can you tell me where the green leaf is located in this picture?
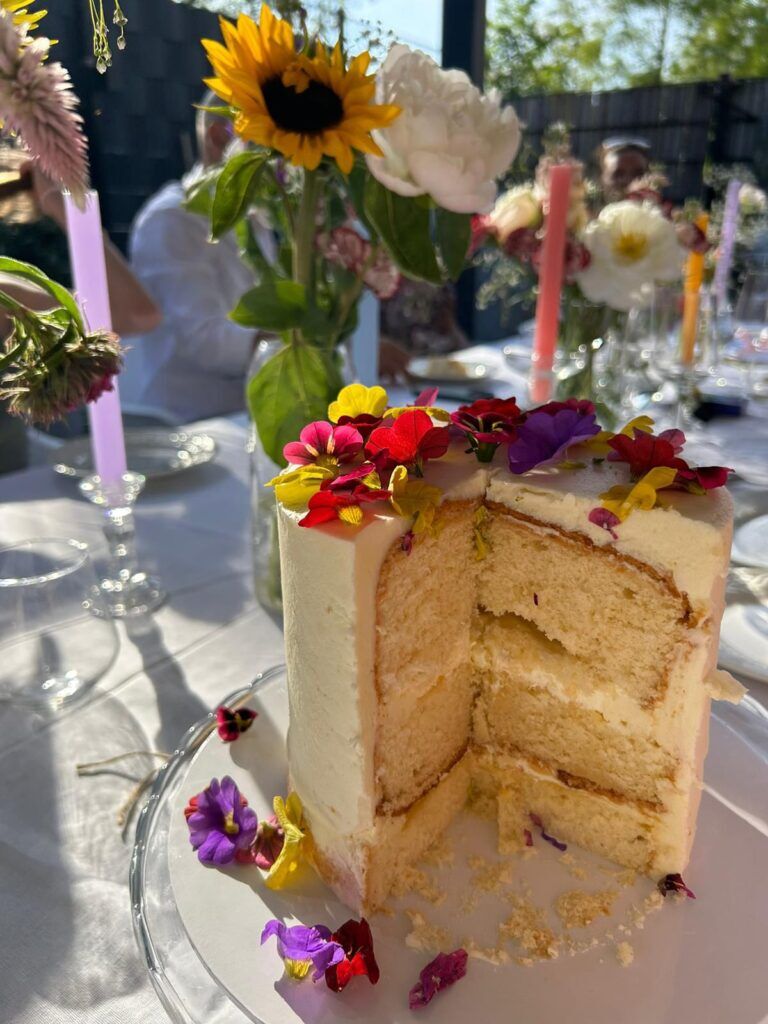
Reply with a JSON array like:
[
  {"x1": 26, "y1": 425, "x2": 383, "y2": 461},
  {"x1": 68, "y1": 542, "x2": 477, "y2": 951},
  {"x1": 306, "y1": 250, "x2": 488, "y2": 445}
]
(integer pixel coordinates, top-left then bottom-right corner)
[
  {"x1": 363, "y1": 178, "x2": 442, "y2": 284},
  {"x1": 183, "y1": 166, "x2": 222, "y2": 218},
  {"x1": 435, "y1": 209, "x2": 472, "y2": 281},
  {"x1": 211, "y1": 152, "x2": 267, "y2": 240},
  {"x1": 230, "y1": 279, "x2": 307, "y2": 331},
  {"x1": 247, "y1": 343, "x2": 341, "y2": 466},
  {"x1": 0, "y1": 257, "x2": 84, "y2": 330}
]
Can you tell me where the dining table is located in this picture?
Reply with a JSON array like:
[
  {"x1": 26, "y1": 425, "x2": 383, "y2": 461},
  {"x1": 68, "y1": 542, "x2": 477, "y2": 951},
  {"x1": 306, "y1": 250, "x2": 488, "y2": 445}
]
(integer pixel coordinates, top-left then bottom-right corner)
[{"x1": 1, "y1": 346, "x2": 767, "y2": 1024}]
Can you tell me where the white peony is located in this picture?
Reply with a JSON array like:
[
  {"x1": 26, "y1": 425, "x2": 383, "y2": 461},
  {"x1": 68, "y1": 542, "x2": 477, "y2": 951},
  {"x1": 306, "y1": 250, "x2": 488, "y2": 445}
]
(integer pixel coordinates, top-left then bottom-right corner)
[
  {"x1": 366, "y1": 44, "x2": 521, "y2": 215},
  {"x1": 488, "y1": 186, "x2": 542, "y2": 241},
  {"x1": 577, "y1": 201, "x2": 684, "y2": 312}
]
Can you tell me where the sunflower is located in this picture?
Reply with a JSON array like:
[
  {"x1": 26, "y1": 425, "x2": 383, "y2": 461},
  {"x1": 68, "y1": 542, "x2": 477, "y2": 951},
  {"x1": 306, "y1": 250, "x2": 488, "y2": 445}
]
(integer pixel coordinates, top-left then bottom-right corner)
[
  {"x1": 0, "y1": 0, "x2": 46, "y2": 31},
  {"x1": 202, "y1": 4, "x2": 400, "y2": 174}
]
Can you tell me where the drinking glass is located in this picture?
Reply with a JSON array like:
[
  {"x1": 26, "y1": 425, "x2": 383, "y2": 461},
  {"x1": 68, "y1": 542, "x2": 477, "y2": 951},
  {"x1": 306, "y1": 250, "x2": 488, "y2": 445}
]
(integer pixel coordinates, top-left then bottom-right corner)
[
  {"x1": 724, "y1": 268, "x2": 768, "y2": 400},
  {"x1": 0, "y1": 538, "x2": 118, "y2": 707}
]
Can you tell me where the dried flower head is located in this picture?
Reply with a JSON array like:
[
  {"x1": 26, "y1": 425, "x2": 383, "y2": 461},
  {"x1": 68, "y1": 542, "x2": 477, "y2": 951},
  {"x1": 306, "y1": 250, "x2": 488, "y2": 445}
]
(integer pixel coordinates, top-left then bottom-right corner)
[{"x1": 0, "y1": 11, "x2": 89, "y2": 202}]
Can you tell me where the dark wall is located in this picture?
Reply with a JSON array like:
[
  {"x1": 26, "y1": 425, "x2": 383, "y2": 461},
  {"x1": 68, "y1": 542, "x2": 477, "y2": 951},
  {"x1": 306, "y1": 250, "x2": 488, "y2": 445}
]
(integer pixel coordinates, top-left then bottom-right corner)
[
  {"x1": 44, "y1": 0, "x2": 219, "y2": 251},
  {"x1": 512, "y1": 77, "x2": 768, "y2": 203}
]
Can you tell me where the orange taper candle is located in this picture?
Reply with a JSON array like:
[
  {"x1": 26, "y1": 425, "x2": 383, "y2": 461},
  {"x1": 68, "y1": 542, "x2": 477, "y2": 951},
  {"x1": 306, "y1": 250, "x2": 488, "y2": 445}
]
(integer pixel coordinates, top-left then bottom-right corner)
[
  {"x1": 679, "y1": 212, "x2": 709, "y2": 366},
  {"x1": 529, "y1": 163, "x2": 573, "y2": 403}
]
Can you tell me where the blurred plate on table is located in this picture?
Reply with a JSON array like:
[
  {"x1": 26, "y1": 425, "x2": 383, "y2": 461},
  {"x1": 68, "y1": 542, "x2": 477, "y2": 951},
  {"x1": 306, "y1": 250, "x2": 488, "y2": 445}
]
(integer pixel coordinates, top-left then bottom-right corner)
[
  {"x1": 49, "y1": 428, "x2": 217, "y2": 481},
  {"x1": 407, "y1": 354, "x2": 491, "y2": 385}
]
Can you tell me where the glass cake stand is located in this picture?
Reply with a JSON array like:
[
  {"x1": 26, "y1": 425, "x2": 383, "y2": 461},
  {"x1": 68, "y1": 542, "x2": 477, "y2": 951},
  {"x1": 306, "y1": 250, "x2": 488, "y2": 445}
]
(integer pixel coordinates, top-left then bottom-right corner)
[{"x1": 131, "y1": 665, "x2": 768, "y2": 1024}]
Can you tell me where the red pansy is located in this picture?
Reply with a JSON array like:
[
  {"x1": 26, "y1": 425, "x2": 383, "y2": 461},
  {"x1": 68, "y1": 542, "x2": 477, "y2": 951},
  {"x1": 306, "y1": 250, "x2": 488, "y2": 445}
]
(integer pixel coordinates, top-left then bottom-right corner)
[
  {"x1": 324, "y1": 918, "x2": 380, "y2": 992},
  {"x1": 334, "y1": 412, "x2": 383, "y2": 441},
  {"x1": 366, "y1": 409, "x2": 450, "y2": 471},
  {"x1": 451, "y1": 396, "x2": 523, "y2": 462},
  {"x1": 298, "y1": 485, "x2": 390, "y2": 528},
  {"x1": 676, "y1": 464, "x2": 732, "y2": 491},
  {"x1": 216, "y1": 705, "x2": 258, "y2": 743},
  {"x1": 607, "y1": 430, "x2": 688, "y2": 479}
]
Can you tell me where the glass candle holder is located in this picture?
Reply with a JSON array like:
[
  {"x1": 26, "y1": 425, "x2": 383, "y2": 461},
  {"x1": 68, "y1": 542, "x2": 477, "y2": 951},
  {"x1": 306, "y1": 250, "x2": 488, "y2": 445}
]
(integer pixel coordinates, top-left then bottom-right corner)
[{"x1": 79, "y1": 471, "x2": 166, "y2": 618}]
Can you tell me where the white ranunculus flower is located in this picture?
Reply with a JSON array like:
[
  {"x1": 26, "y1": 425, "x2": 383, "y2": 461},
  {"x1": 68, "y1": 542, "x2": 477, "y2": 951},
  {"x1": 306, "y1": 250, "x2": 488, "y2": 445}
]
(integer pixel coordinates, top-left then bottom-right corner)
[
  {"x1": 577, "y1": 201, "x2": 684, "y2": 312},
  {"x1": 366, "y1": 44, "x2": 521, "y2": 215},
  {"x1": 488, "y1": 186, "x2": 542, "y2": 241}
]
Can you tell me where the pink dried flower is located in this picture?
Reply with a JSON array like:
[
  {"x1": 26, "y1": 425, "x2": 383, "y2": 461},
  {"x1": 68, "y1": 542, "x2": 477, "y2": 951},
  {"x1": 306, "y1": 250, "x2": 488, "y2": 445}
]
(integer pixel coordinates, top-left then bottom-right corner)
[
  {"x1": 317, "y1": 226, "x2": 400, "y2": 300},
  {"x1": 0, "y1": 12, "x2": 89, "y2": 203}
]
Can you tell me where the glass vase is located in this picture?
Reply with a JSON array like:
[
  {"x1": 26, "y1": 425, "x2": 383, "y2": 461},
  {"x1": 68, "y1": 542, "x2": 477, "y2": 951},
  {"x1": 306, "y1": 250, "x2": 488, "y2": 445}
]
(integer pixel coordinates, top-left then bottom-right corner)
[{"x1": 247, "y1": 337, "x2": 355, "y2": 618}]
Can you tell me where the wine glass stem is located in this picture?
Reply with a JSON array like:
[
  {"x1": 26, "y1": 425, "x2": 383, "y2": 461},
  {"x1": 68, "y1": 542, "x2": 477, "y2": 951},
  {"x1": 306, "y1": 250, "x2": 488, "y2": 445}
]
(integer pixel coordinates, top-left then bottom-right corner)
[{"x1": 103, "y1": 505, "x2": 137, "y2": 584}]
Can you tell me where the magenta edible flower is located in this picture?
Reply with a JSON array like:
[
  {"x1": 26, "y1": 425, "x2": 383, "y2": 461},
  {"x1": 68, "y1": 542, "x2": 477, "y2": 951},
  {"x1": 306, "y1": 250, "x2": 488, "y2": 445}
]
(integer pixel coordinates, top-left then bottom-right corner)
[
  {"x1": 507, "y1": 405, "x2": 600, "y2": 475},
  {"x1": 588, "y1": 507, "x2": 621, "y2": 540},
  {"x1": 251, "y1": 813, "x2": 284, "y2": 869},
  {"x1": 658, "y1": 873, "x2": 696, "y2": 899},
  {"x1": 401, "y1": 530, "x2": 415, "y2": 555},
  {"x1": 283, "y1": 421, "x2": 363, "y2": 467},
  {"x1": 451, "y1": 396, "x2": 522, "y2": 462},
  {"x1": 185, "y1": 776, "x2": 258, "y2": 865},
  {"x1": 529, "y1": 812, "x2": 567, "y2": 852},
  {"x1": 215, "y1": 705, "x2": 257, "y2": 742},
  {"x1": 408, "y1": 949, "x2": 468, "y2": 1011},
  {"x1": 261, "y1": 919, "x2": 344, "y2": 981}
]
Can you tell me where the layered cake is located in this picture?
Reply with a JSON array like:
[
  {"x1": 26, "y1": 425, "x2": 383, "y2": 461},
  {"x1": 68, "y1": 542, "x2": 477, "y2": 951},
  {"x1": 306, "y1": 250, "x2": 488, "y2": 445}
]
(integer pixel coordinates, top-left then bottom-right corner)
[{"x1": 273, "y1": 388, "x2": 739, "y2": 913}]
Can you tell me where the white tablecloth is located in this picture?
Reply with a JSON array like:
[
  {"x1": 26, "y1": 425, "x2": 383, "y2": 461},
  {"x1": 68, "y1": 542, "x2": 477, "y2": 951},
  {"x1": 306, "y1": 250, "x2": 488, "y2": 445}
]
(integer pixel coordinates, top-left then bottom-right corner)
[{"x1": 0, "y1": 380, "x2": 766, "y2": 1023}]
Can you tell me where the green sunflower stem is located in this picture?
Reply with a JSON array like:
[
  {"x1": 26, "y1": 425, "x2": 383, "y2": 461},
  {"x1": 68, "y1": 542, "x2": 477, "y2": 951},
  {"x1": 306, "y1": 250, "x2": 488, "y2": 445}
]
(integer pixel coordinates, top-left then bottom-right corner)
[{"x1": 293, "y1": 168, "x2": 320, "y2": 310}]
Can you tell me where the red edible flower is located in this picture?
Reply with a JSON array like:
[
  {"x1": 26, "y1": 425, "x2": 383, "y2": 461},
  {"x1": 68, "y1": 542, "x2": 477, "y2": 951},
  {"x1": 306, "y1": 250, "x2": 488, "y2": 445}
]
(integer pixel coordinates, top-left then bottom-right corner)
[
  {"x1": 535, "y1": 397, "x2": 596, "y2": 417},
  {"x1": 334, "y1": 413, "x2": 383, "y2": 441},
  {"x1": 324, "y1": 917, "x2": 380, "y2": 992},
  {"x1": 216, "y1": 705, "x2": 258, "y2": 743},
  {"x1": 607, "y1": 430, "x2": 688, "y2": 479},
  {"x1": 451, "y1": 396, "x2": 523, "y2": 462},
  {"x1": 183, "y1": 794, "x2": 198, "y2": 821},
  {"x1": 366, "y1": 409, "x2": 450, "y2": 473},
  {"x1": 676, "y1": 464, "x2": 733, "y2": 491},
  {"x1": 658, "y1": 873, "x2": 696, "y2": 899},
  {"x1": 298, "y1": 484, "x2": 390, "y2": 528}
]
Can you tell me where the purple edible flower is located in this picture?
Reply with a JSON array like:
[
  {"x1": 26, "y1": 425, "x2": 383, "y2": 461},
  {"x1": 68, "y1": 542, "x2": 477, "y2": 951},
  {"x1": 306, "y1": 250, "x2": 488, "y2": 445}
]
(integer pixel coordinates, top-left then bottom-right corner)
[
  {"x1": 409, "y1": 949, "x2": 468, "y2": 1011},
  {"x1": 507, "y1": 406, "x2": 600, "y2": 475},
  {"x1": 529, "y1": 812, "x2": 567, "y2": 852},
  {"x1": 588, "y1": 507, "x2": 621, "y2": 540},
  {"x1": 261, "y1": 920, "x2": 344, "y2": 981},
  {"x1": 658, "y1": 873, "x2": 696, "y2": 899},
  {"x1": 185, "y1": 776, "x2": 258, "y2": 865}
]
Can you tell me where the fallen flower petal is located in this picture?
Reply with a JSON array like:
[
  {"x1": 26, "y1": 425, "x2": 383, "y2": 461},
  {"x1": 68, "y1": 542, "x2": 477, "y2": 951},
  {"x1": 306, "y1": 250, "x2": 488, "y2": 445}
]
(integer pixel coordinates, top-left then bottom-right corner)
[
  {"x1": 658, "y1": 873, "x2": 696, "y2": 899},
  {"x1": 529, "y1": 812, "x2": 567, "y2": 852},
  {"x1": 216, "y1": 705, "x2": 257, "y2": 742},
  {"x1": 409, "y1": 949, "x2": 468, "y2": 1010}
]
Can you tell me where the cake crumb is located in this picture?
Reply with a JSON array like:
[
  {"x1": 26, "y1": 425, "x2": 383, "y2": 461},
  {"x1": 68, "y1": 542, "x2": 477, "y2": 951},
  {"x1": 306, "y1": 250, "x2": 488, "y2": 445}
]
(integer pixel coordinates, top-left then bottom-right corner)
[
  {"x1": 404, "y1": 909, "x2": 450, "y2": 953},
  {"x1": 615, "y1": 941, "x2": 634, "y2": 967},
  {"x1": 420, "y1": 835, "x2": 455, "y2": 869},
  {"x1": 375, "y1": 904, "x2": 395, "y2": 918},
  {"x1": 390, "y1": 865, "x2": 445, "y2": 905},
  {"x1": 500, "y1": 896, "x2": 560, "y2": 960},
  {"x1": 463, "y1": 938, "x2": 511, "y2": 966},
  {"x1": 628, "y1": 889, "x2": 664, "y2": 930},
  {"x1": 555, "y1": 888, "x2": 618, "y2": 929},
  {"x1": 616, "y1": 868, "x2": 637, "y2": 888},
  {"x1": 468, "y1": 855, "x2": 514, "y2": 893}
]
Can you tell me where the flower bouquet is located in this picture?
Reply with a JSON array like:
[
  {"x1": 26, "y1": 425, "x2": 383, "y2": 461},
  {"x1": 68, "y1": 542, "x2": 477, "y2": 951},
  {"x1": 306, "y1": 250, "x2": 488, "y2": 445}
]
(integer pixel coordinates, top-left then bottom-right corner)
[
  {"x1": 474, "y1": 155, "x2": 707, "y2": 419},
  {"x1": 197, "y1": 3, "x2": 520, "y2": 609}
]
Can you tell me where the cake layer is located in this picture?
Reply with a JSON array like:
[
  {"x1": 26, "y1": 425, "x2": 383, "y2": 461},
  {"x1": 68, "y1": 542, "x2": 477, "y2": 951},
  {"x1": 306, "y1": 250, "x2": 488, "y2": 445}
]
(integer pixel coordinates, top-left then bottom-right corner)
[
  {"x1": 476, "y1": 750, "x2": 699, "y2": 876},
  {"x1": 480, "y1": 504, "x2": 693, "y2": 706}
]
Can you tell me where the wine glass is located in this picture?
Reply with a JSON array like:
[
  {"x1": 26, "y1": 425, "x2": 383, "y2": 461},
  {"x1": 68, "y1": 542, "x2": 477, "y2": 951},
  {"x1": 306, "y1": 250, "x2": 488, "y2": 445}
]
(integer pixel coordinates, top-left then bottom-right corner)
[{"x1": 724, "y1": 267, "x2": 768, "y2": 402}]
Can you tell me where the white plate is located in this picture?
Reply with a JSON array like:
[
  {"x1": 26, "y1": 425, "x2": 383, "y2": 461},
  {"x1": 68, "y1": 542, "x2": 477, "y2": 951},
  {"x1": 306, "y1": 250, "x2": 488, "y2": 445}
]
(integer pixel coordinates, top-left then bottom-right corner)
[
  {"x1": 162, "y1": 668, "x2": 768, "y2": 1024},
  {"x1": 50, "y1": 428, "x2": 217, "y2": 480},
  {"x1": 407, "y1": 356, "x2": 490, "y2": 385}
]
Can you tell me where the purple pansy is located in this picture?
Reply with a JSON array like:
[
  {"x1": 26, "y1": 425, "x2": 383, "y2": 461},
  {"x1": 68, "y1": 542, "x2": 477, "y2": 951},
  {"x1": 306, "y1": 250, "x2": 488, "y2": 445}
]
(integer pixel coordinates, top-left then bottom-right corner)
[
  {"x1": 408, "y1": 949, "x2": 469, "y2": 1011},
  {"x1": 185, "y1": 776, "x2": 258, "y2": 865},
  {"x1": 507, "y1": 406, "x2": 600, "y2": 475},
  {"x1": 261, "y1": 919, "x2": 345, "y2": 981}
]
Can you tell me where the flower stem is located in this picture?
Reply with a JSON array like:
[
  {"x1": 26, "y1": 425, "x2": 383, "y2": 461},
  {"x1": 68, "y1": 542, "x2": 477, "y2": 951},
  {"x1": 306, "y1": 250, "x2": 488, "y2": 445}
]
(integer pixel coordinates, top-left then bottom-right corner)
[{"x1": 293, "y1": 168, "x2": 320, "y2": 302}]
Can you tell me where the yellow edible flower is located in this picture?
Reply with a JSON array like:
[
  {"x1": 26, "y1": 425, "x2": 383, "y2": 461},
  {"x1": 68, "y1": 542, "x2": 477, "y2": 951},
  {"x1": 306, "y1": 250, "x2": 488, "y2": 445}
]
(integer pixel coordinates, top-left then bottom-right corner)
[
  {"x1": 389, "y1": 465, "x2": 442, "y2": 536},
  {"x1": 383, "y1": 404, "x2": 450, "y2": 423},
  {"x1": 583, "y1": 415, "x2": 655, "y2": 457},
  {"x1": 265, "y1": 465, "x2": 335, "y2": 510},
  {"x1": 599, "y1": 466, "x2": 678, "y2": 522},
  {"x1": 265, "y1": 792, "x2": 309, "y2": 890},
  {"x1": 328, "y1": 383, "x2": 388, "y2": 423}
]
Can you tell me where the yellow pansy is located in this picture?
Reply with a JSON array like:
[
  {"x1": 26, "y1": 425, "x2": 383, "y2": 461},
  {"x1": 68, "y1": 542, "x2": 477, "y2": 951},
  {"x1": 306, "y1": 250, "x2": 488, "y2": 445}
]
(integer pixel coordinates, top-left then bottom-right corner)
[
  {"x1": 265, "y1": 465, "x2": 335, "y2": 510},
  {"x1": 599, "y1": 466, "x2": 678, "y2": 522},
  {"x1": 583, "y1": 415, "x2": 655, "y2": 457},
  {"x1": 265, "y1": 792, "x2": 309, "y2": 890},
  {"x1": 389, "y1": 465, "x2": 442, "y2": 536},
  {"x1": 383, "y1": 404, "x2": 451, "y2": 423},
  {"x1": 328, "y1": 383, "x2": 388, "y2": 423}
]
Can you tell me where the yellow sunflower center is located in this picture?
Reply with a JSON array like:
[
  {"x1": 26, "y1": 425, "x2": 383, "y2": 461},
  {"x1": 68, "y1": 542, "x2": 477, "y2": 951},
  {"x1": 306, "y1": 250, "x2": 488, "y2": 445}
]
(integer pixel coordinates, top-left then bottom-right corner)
[
  {"x1": 613, "y1": 230, "x2": 648, "y2": 264},
  {"x1": 262, "y1": 71, "x2": 343, "y2": 136}
]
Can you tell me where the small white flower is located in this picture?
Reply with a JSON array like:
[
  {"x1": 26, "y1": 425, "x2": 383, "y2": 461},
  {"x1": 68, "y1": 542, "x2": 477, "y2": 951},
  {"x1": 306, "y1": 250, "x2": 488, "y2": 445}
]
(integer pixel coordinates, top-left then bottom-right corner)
[
  {"x1": 366, "y1": 44, "x2": 520, "y2": 215},
  {"x1": 487, "y1": 186, "x2": 541, "y2": 242},
  {"x1": 577, "y1": 201, "x2": 683, "y2": 312}
]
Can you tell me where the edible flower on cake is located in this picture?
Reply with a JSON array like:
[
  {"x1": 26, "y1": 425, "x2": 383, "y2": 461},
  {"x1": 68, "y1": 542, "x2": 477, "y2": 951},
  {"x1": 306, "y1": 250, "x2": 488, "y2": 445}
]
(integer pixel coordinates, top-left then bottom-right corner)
[
  {"x1": 185, "y1": 776, "x2": 258, "y2": 865},
  {"x1": 506, "y1": 400, "x2": 600, "y2": 474},
  {"x1": 267, "y1": 464, "x2": 336, "y2": 509},
  {"x1": 450, "y1": 396, "x2": 523, "y2": 462},
  {"x1": 408, "y1": 949, "x2": 468, "y2": 1010},
  {"x1": 598, "y1": 466, "x2": 679, "y2": 522},
  {"x1": 283, "y1": 421, "x2": 364, "y2": 468},
  {"x1": 298, "y1": 477, "x2": 391, "y2": 527},
  {"x1": 328, "y1": 383, "x2": 389, "y2": 438},
  {"x1": 383, "y1": 386, "x2": 451, "y2": 423},
  {"x1": 388, "y1": 466, "x2": 442, "y2": 537},
  {"x1": 366, "y1": 409, "x2": 451, "y2": 475}
]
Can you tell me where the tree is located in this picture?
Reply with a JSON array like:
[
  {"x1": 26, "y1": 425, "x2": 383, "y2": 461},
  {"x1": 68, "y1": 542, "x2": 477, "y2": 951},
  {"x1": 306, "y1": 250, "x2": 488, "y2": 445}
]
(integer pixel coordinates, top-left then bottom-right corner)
[{"x1": 670, "y1": 0, "x2": 768, "y2": 81}]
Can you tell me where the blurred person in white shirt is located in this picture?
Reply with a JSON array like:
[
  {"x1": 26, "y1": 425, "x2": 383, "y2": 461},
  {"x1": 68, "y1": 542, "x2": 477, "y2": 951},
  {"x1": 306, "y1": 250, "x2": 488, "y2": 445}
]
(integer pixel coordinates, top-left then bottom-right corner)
[{"x1": 121, "y1": 97, "x2": 275, "y2": 423}]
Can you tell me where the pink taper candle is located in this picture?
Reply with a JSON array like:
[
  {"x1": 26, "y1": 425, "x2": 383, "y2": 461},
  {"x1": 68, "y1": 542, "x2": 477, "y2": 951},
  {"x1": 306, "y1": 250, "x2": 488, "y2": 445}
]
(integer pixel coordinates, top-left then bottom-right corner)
[
  {"x1": 529, "y1": 163, "x2": 574, "y2": 404},
  {"x1": 63, "y1": 191, "x2": 127, "y2": 484}
]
